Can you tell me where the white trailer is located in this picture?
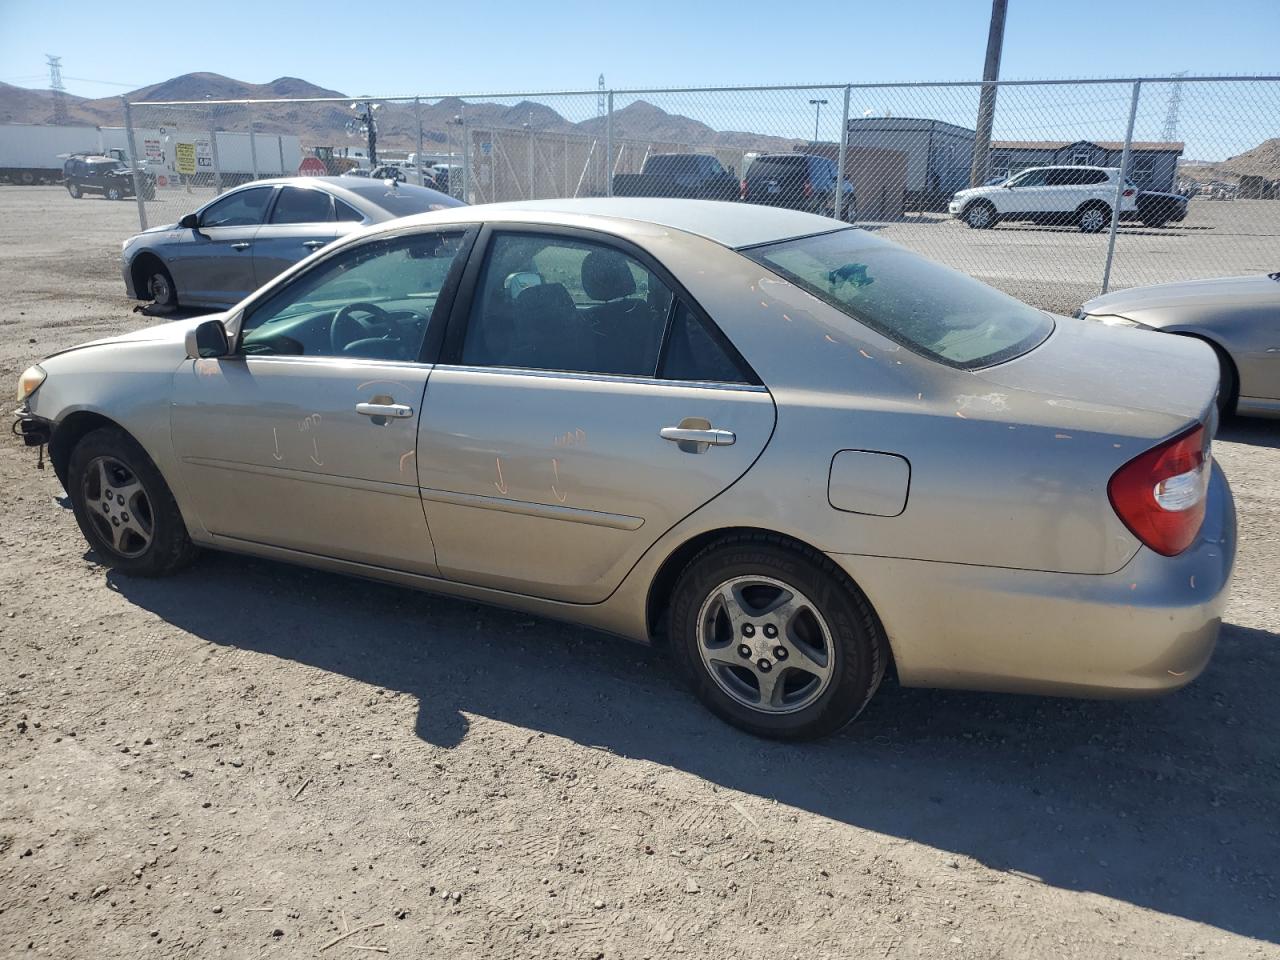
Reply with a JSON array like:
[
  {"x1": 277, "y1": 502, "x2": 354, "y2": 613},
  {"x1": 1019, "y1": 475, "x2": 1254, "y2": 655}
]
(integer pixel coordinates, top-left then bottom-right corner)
[
  {"x1": 0, "y1": 123, "x2": 111, "y2": 184},
  {"x1": 98, "y1": 127, "x2": 303, "y2": 187}
]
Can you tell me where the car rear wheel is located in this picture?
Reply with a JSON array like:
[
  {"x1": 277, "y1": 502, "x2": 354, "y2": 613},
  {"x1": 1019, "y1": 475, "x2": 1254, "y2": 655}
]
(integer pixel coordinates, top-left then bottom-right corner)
[
  {"x1": 1078, "y1": 203, "x2": 1110, "y2": 233},
  {"x1": 67, "y1": 427, "x2": 198, "y2": 577},
  {"x1": 670, "y1": 535, "x2": 887, "y2": 740},
  {"x1": 965, "y1": 201, "x2": 996, "y2": 229},
  {"x1": 67, "y1": 182, "x2": 82, "y2": 199}
]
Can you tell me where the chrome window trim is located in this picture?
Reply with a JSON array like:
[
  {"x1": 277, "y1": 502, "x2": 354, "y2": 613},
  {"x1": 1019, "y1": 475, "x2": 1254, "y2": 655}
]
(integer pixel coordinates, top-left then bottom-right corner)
[{"x1": 432, "y1": 363, "x2": 769, "y2": 393}]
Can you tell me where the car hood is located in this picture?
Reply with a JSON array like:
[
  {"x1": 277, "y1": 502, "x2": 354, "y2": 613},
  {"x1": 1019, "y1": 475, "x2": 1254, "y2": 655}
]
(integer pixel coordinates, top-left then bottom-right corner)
[
  {"x1": 951, "y1": 185, "x2": 999, "y2": 201},
  {"x1": 973, "y1": 313, "x2": 1218, "y2": 433},
  {"x1": 1080, "y1": 273, "x2": 1280, "y2": 319},
  {"x1": 44, "y1": 314, "x2": 220, "y2": 360}
]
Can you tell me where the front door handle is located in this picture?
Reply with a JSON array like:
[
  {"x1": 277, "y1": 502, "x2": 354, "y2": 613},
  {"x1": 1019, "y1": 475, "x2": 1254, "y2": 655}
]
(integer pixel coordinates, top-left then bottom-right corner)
[
  {"x1": 302, "y1": 240, "x2": 326, "y2": 249},
  {"x1": 356, "y1": 402, "x2": 414, "y2": 419},
  {"x1": 231, "y1": 242, "x2": 251, "y2": 251},
  {"x1": 660, "y1": 425, "x2": 736, "y2": 452}
]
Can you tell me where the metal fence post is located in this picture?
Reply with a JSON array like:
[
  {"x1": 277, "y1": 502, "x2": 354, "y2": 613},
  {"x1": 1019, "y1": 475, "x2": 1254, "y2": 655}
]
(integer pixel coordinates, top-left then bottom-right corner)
[
  {"x1": 415, "y1": 97, "x2": 425, "y2": 187},
  {"x1": 460, "y1": 103, "x2": 469, "y2": 203},
  {"x1": 837, "y1": 85, "x2": 851, "y2": 220},
  {"x1": 121, "y1": 98, "x2": 147, "y2": 231},
  {"x1": 247, "y1": 104, "x2": 259, "y2": 182},
  {"x1": 1101, "y1": 79, "x2": 1142, "y2": 295},
  {"x1": 605, "y1": 91, "x2": 614, "y2": 197},
  {"x1": 209, "y1": 111, "x2": 223, "y2": 195}
]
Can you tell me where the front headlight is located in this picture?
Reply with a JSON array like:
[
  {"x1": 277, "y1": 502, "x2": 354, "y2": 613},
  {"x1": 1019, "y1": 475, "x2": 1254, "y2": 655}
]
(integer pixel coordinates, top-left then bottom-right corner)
[{"x1": 17, "y1": 364, "x2": 46, "y2": 402}]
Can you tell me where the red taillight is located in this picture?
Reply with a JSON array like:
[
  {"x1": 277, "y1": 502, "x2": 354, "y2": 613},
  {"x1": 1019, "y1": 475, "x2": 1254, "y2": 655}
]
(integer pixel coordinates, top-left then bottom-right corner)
[
  {"x1": 1108, "y1": 424, "x2": 1210, "y2": 556},
  {"x1": 740, "y1": 179, "x2": 747, "y2": 200},
  {"x1": 803, "y1": 181, "x2": 814, "y2": 198},
  {"x1": 1123, "y1": 188, "x2": 1135, "y2": 197}
]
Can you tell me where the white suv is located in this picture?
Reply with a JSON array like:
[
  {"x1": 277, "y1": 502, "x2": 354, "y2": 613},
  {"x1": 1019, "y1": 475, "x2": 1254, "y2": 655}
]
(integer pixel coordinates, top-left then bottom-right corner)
[{"x1": 949, "y1": 166, "x2": 1138, "y2": 233}]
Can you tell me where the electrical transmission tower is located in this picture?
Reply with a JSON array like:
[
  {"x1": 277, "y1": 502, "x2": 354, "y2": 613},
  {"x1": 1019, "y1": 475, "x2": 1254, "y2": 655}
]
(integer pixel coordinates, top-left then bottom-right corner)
[
  {"x1": 597, "y1": 74, "x2": 606, "y2": 118},
  {"x1": 1161, "y1": 71, "x2": 1187, "y2": 142},
  {"x1": 46, "y1": 54, "x2": 69, "y2": 124}
]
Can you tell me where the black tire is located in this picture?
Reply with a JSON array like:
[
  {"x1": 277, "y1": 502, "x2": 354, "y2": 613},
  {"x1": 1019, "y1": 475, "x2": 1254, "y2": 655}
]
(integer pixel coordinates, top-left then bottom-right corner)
[
  {"x1": 67, "y1": 427, "x2": 198, "y2": 577},
  {"x1": 104, "y1": 184, "x2": 123, "y2": 201},
  {"x1": 67, "y1": 182, "x2": 82, "y2": 199},
  {"x1": 143, "y1": 260, "x2": 178, "y2": 309},
  {"x1": 1077, "y1": 203, "x2": 1110, "y2": 233},
  {"x1": 669, "y1": 534, "x2": 888, "y2": 740},
  {"x1": 1210, "y1": 343, "x2": 1238, "y2": 418},
  {"x1": 964, "y1": 200, "x2": 996, "y2": 229}
]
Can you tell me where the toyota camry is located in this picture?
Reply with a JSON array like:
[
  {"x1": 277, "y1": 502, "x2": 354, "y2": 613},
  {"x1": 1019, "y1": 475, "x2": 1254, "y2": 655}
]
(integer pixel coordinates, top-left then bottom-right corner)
[{"x1": 15, "y1": 199, "x2": 1236, "y2": 739}]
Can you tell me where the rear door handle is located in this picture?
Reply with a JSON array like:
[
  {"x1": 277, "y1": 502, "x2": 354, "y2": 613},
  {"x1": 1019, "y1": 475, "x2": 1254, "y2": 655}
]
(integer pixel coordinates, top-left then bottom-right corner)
[
  {"x1": 231, "y1": 242, "x2": 251, "y2": 250},
  {"x1": 660, "y1": 426, "x2": 736, "y2": 446},
  {"x1": 302, "y1": 240, "x2": 326, "y2": 249},
  {"x1": 356, "y1": 402, "x2": 414, "y2": 419}
]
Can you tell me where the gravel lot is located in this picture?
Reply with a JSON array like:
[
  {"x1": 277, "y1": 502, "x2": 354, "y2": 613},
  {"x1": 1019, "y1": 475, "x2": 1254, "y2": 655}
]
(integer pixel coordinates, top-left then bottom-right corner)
[{"x1": 2, "y1": 185, "x2": 1278, "y2": 959}]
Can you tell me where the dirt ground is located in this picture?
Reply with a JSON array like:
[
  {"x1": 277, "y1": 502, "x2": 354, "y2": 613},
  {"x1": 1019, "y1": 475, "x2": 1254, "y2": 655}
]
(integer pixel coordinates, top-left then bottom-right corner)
[{"x1": 1, "y1": 185, "x2": 1278, "y2": 959}]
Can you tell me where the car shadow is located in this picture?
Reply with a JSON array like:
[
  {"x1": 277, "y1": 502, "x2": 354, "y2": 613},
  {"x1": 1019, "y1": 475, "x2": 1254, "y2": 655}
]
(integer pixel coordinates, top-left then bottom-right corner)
[
  {"x1": 133, "y1": 303, "x2": 217, "y2": 322},
  {"x1": 1219, "y1": 417, "x2": 1280, "y2": 449},
  {"x1": 106, "y1": 552, "x2": 1280, "y2": 944}
]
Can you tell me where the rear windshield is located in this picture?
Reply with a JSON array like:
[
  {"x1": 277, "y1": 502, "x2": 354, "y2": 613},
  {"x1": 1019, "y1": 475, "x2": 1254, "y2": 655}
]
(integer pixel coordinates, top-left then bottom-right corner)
[
  {"x1": 745, "y1": 229, "x2": 1053, "y2": 369},
  {"x1": 747, "y1": 156, "x2": 809, "y2": 179},
  {"x1": 343, "y1": 181, "x2": 465, "y2": 218}
]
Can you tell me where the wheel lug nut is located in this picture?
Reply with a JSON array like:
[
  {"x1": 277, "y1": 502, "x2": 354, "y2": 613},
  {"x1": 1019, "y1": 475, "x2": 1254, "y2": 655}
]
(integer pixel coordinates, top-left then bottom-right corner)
[
  {"x1": 737, "y1": 644, "x2": 751, "y2": 658},
  {"x1": 763, "y1": 624, "x2": 778, "y2": 639},
  {"x1": 117, "y1": 495, "x2": 125, "y2": 506},
  {"x1": 742, "y1": 624, "x2": 755, "y2": 638},
  {"x1": 773, "y1": 646, "x2": 788, "y2": 660},
  {"x1": 121, "y1": 512, "x2": 129, "y2": 522},
  {"x1": 105, "y1": 490, "x2": 112, "y2": 498},
  {"x1": 757, "y1": 659, "x2": 772, "y2": 672}
]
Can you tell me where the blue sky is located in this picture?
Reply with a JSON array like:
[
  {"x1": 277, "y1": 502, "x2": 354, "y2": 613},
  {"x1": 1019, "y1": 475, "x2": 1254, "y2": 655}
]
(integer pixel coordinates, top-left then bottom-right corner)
[{"x1": 2, "y1": 0, "x2": 1276, "y2": 99}]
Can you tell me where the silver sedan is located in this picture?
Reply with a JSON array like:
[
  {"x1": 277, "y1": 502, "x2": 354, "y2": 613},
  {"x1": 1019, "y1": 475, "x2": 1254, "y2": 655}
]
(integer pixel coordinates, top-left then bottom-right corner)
[
  {"x1": 121, "y1": 176, "x2": 462, "y2": 310},
  {"x1": 18, "y1": 199, "x2": 1235, "y2": 740},
  {"x1": 1078, "y1": 273, "x2": 1280, "y2": 418}
]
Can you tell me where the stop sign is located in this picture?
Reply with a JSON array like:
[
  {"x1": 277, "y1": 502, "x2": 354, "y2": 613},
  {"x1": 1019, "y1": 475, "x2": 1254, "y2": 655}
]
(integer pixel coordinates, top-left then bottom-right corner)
[{"x1": 298, "y1": 156, "x2": 326, "y2": 176}]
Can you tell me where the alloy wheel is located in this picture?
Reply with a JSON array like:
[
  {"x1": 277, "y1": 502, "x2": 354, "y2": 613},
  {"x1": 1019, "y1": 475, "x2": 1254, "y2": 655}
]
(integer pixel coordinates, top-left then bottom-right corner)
[
  {"x1": 1081, "y1": 207, "x2": 1107, "y2": 232},
  {"x1": 967, "y1": 204, "x2": 992, "y2": 228},
  {"x1": 149, "y1": 272, "x2": 171, "y2": 305},
  {"x1": 696, "y1": 575, "x2": 836, "y2": 715},
  {"x1": 81, "y1": 456, "x2": 154, "y2": 558}
]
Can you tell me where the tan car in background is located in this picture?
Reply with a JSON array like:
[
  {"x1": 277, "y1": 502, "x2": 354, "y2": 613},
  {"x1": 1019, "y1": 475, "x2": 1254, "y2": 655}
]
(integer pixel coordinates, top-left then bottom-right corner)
[{"x1": 15, "y1": 199, "x2": 1236, "y2": 740}]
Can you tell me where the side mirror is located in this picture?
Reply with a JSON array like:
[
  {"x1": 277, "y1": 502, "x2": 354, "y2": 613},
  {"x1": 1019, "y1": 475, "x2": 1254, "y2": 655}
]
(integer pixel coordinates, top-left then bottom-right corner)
[
  {"x1": 185, "y1": 319, "x2": 231, "y2": 359},
  {"x1": 504, "y1": 271, "x2": 542, "y2": 300},
  {"x1": 179, "y1": 212, "x2": 200, "y2": 229}
]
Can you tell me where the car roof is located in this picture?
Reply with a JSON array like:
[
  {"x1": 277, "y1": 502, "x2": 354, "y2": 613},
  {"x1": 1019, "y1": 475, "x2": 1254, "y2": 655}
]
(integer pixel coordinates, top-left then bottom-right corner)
[{"x1": 384, "y1": 198, "x2": 842, "y2": 250}]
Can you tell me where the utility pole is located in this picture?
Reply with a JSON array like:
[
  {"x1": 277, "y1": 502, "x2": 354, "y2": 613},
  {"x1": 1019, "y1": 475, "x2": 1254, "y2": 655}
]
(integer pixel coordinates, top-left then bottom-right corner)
[
  {"x1": 809, "y1": 98, "x2": 828, "y2": 143},
  {"x1": 969, "y1": 0, "x2": 1008, "y2": 187},
  {"x1": 46, "y1": 55, "x2": 69, "y2": 124}
]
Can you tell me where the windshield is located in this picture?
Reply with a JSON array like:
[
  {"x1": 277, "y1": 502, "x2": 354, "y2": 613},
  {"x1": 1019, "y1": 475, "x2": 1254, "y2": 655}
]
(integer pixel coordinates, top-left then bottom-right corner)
[{"x1": 745, "y1": 229, "x2": 1053, "y2": 369}]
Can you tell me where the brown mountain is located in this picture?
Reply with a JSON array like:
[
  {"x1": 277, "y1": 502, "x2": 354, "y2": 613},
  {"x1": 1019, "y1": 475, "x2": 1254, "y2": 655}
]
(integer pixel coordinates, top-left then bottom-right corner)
[
  {"x1": 1182, "y1": 137, "x2": 1280, "y2": 184},
  {"x1": 0, "y1": 72, "x2": 799, "y2": 154}
]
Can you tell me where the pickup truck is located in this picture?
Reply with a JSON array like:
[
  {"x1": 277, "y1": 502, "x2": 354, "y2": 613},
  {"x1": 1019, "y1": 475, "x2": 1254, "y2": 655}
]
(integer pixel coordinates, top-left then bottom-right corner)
[{"x1": 613, "y1": 153, "x2": 738, "y2": 201}]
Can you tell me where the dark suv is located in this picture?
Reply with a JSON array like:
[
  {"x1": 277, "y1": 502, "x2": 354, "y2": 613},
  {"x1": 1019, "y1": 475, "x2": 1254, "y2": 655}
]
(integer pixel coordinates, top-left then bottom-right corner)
[
  {"x1": 742, "y1": 154, "x2": 855, "y2": 221},
  {"x1": 63, "y1": 156, "x2": 154, "y2": 201}
]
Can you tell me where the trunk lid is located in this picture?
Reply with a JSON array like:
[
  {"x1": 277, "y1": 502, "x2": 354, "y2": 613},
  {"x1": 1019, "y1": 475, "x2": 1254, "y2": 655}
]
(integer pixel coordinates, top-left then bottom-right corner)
[{"x1": 973, "y1": 314, "x2": 1218, "y2": 434}]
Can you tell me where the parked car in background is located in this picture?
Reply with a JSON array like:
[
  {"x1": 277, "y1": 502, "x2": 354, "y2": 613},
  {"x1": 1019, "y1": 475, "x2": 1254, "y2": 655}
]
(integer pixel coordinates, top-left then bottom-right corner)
[
  {"x1": 949, "y1": 166, "x2": 1137, "y2": 232},
  {"x1": 63, "y1": 155, "x2": 154, "y2": 201},
  {"x1": 121, "y1": 176, "x2": 463, "y2": 309},
  {"x1": 1078, "y1": 271, "x2": 1280, "y2": 417},
  {"x1": 370, "y1": 164, "x2": 440, "y2": 190},
  {"x1": 18, "y1": 199, "x2": 1234, "y2": 740},
  {"x1": 613, "y1": 154, "x2": 738, "y2": 201},
  {"x1": 741, "y1": 153, "x2": 855, "y2": 221},
  {"x1": 1130, "y1": 189, "x2": 1188, "y2": 228}
]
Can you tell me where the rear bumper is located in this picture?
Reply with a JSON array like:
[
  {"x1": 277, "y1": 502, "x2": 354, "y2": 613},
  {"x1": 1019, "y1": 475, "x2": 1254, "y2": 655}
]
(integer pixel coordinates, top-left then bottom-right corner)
[{"x1": 830, "y1": 461, "x2": 1236, "y2": 697}]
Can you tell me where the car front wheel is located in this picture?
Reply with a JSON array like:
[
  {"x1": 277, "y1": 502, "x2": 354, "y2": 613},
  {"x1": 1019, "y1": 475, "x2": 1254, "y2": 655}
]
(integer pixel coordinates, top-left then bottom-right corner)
[
  {"x1": 67, "y1": 427, "x2": 198, "y2": 577},
  {"x1": 145, "y1": 262, "x2": 178, "y2": 309},
  {"x1": 104, "y1": 185, "x2": 122, "y2": 201},
  {"x1": 670, "y1": 535, "x2": 887, "y2": 740},
  {"x1": 67, "y1": 182, "x2": 82, "y2": 199}
]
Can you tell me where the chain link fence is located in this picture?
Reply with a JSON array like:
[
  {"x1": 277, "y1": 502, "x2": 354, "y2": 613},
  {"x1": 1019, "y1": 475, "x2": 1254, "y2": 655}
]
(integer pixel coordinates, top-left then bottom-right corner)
[{"x1": 23, "y1": 75, "x2": 1280, "y2": 313}]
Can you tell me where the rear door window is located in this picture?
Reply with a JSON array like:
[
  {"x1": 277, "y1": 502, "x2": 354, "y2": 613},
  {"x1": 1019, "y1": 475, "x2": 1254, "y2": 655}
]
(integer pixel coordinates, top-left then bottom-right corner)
[{"x1": 270, "y1": 186, "x2": 335, "y2": 224}]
